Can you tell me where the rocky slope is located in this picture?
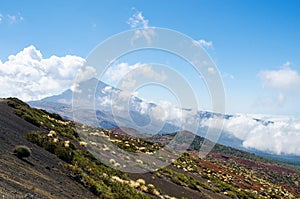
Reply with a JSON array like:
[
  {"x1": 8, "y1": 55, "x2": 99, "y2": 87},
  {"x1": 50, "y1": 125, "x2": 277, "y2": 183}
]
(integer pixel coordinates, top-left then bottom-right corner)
[
  {"x1": 0, "y1": 99, "x2": 97, "y2": 198},
  {"x1": 1, "y1": 98, "x2": 299, "y2": 199}
]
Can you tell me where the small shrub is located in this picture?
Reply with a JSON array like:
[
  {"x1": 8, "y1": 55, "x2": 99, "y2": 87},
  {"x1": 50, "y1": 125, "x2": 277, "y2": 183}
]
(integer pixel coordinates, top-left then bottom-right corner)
[
  {"x1": 23, "y1": 114, "x2": 41, "y2": 127},
  {"x1": 54, "y1": 146, "x2": 74, "y2": 163},
  {"x1": 13, "y1": 145, "x2": 31, "y2": 159},
  {"x1": 43, "y1": 140, "x2": 57, "y2": 154},
  {"x1": 212, "y1": 187, "x2": 220, "y2": 193}
]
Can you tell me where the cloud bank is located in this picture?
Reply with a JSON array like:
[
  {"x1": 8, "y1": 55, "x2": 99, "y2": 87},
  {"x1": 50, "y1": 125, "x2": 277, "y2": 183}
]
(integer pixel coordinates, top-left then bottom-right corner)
[
  {"x1": 97, "y1": 84, "x2": 300, "y2": 156},
  {"x1": 97, "y1": 82, "x2": 300, "y2": 156},
  {"x1": 201, "y1": 114, "x2": 300, "y2": 156},
  {"x1": 0, "y1": 45, "x2": 94, "y2": 101}
]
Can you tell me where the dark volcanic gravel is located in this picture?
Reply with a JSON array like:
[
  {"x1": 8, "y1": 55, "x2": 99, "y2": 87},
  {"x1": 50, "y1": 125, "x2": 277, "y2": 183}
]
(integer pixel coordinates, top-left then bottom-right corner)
[{"x1": 0, "y1": 99, "x2": 97, "y2": 199}]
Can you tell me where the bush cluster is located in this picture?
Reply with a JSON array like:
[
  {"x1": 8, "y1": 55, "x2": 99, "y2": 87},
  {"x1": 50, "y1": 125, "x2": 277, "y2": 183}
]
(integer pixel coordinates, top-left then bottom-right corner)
[
  {"x1": 13, "y1": 145, "x2": 31, "y2": 159},
  {"x1": 7, "y1": 98, "x2": 78, "y2": 139},
  {"x1": 26, "y1": 131, "x2": 74, "y2": 163},
  {"x1": 26, "y1": 131, "x2": 151, "y2": 198}
]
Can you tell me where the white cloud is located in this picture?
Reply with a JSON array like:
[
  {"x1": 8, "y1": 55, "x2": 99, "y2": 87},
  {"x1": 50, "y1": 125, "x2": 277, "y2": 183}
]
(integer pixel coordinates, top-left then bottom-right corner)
[
  {"x1": 102, "y1": 86, "x2": 113, "y2": 94},
  {"x1": 127, "y1": 9, "x2": 155, "y2": 45},
  {"x1": 207, "y1": 67, "x2": 216, "y2": 74},
  {"x1": 127, "y1": 10, "x2": 149, "y2": 29},
  {"x1": 151, "y1": 100, "x2": 181, "y2": 121},
  {"x1": 121, "y1": 78, "x2": 136, "y2": 89},
  {"x1": 0, "y1": 13, "x2": 23, "y2": 24},
  {"x1": 0, "y1": 45, "x2": 94, "y2": 101},
  {"x1": 282, "y1": 61, "x2": 291, "y2": 68},
  {"x1": 258, "y1": 65, "x2": 300, "y2": 91},
  {"x1": 257, "y1": 63, "x2": 300, "y2": 109},
  {"x1": 201, "y1": 114, "x2": 300, "y2": 155},
  {"x1": 193, "y1": 39, "x2": 213, "y2": 48},
  {"x1": 103, "y1": 62, "x2": 167, "y2": 89},
  {"x1": 131, "y1": 98, "x2": 196, "y2": 126},
  {"x1": 104, "y1": 62, "x2": 141, "y2": 83},
  {"x1": 76, "y1": 66, "x2": 96, "y2": 82}
]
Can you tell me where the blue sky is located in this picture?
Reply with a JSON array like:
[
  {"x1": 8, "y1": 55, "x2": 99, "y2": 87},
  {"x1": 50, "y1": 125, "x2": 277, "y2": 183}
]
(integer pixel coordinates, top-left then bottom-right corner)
[{"x1": 1, "y1": 0, "x2": 300, "y2": 115}]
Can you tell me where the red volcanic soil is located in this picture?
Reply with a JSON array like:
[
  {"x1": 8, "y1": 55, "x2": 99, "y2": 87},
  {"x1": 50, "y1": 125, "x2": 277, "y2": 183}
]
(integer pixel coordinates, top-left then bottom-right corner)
[{"x1": 196, "y1": 152, "x2": 300, "y2": 196}]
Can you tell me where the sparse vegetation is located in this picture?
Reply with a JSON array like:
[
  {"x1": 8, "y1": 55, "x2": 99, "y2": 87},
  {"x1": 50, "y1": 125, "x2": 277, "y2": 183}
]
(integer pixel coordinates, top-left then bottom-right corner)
[
  {"x1": 26, "y1": 130, "x2": 152, "y2": 198},
  {"x1": 13, "y1": 145, "x2": 31, "y2": 159},
  {"x1": 7, "y1": 97, "x2": 78, "y2": 139},
  {"x1": 5, "y1": 98, "x2": 300, "y2": 199}
]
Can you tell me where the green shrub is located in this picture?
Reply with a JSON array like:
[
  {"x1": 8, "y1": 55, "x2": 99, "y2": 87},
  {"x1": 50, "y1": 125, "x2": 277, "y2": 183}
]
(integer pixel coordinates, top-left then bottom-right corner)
[
  {"x1": 26, "y1": 131, "x2": 43, "y2": 146},
  {"x1": 214, "y1": 180, "x2": 234, "y2": 192},
  {"x1": 54, "y1": 146, "x2": 74, "y2": 163},
  {"x1": 13, "y1": 145, "x2": 31, "y2": 158},
  {"x1": 7, "y1": 98, "x2": 30, "y2": 108},
  {"x1": 26, "y1": 131, "x2": 74, "y2": 163},
  {"x1": 42, "y1": 140, "x2": 57, "y2": 154},
  {"x1": 23, "y1": 114, "x2": 41, "y2": 127},
  {"x1": 212, "y1": 187, "x2": 220, "y2": 192},
  {"x1": 7, "y1": 98, "x2": 77, "y2": 139}
]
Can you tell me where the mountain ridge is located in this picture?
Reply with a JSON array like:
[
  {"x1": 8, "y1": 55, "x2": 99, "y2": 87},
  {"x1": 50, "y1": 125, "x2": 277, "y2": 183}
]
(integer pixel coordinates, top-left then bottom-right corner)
[{"x1": 28, "y1": 78, "x2": 299, "y2": 162}]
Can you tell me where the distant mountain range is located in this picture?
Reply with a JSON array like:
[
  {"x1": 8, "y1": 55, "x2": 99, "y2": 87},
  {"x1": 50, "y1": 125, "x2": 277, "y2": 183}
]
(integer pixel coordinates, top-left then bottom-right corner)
[{"x1": 28, "y1": 78, "x2": 300, "y2": 164}]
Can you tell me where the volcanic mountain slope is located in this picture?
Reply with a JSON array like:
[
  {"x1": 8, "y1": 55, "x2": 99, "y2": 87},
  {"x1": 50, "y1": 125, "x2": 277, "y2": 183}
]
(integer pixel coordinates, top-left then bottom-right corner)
[
  {"x1": 0, "y1": 98, "x2": 224, "y2": 199},
  {"x1": 1, "y1": 98, "x2": 300, "y2": 199},
  {"x1": 0, "y1": 99, "x2": 97, "y2": 198}
]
